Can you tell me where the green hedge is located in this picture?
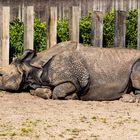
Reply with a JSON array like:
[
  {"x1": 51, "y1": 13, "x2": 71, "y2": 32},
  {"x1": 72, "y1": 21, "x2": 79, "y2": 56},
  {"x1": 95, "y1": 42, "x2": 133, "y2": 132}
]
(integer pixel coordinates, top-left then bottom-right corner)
[
  {"x1": 103, "y1": 11, "x2": 115, "y2": 48},
  {"x1": 57, "y1": 9, "x2": 138, "y2": 48},
  {"x1": 10, "y1": 18, "x2": 46, "y2": 60},
  {"x1": 126, "y1": 9, "x2": 138, "y2": 49},
  {"x1": 80, "y1": 13, "x2": 92, "y2": 45},
  {"x1": 103, "y1": 9, "x2": 138, "y2": 48},
  {"x1": 9, "y1": 9, "x2": 138, "y2": 59},
  {"x1": 10, "y1": 18, "x2": 24, "y2": 60},
  {"x1": 57, "y1": 18, "x2": 69, "y2": 42}
]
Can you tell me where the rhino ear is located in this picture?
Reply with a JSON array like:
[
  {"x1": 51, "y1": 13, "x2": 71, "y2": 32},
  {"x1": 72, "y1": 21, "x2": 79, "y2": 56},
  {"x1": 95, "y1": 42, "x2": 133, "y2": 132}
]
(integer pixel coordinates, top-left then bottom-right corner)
[
  {"x1": 42, "y1": 55, "x2": 56, "y2": 68},
  {"x1": 20, "y1": 49, "x2": 36, "y2": 62}
]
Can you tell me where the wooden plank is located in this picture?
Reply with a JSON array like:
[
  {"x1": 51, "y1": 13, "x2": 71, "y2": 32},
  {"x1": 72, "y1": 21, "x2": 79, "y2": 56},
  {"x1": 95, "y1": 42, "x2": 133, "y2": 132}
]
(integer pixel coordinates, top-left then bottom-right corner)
[
  {"x1": 21, "y1": 3, "x2": 24, "y2": 22},
  {"x1": 81, "y1": 0, "x2": 87, "y2": 17},
  {"x1": 0, "y1": 6, "x2": 10, "y2": 67},
  {"x1": 18, "y1": 5, "x2": 21, "y2": 21},
  {"x1": 48, "y1": 7, "x2": 57, "y2": 48},
  {"x1": 119, "y1": 0, "x2": 124, "y2": 10},
  {"x1": 114, "y1": 11, "x2": 126, "y2": 48},
  {"x1": 70, "y1": 6, "x2": 80, "y2": 42},
  {"x1": 112, "y1": 0, "x2": 115, "y2": 10},
  {"x1": 115, "y1": 0, "x2": 124, "y2": 11},
  {"x1": 115, "y1": 0, "x2": 119, "y2": 10},
  {"x1": 45, "y1": 5, "x2": 50, "y2": 49},
  {"x1": 87, "y1": 0, "x2": 93, "y2": 13},
  {"x1": 132, "y1": 0, "x2": 137, "y2": 9},
  {"x1": 123, "y1": 0, "x2": 127, "y2": 11},
  {"x1": 93, "y1": 0, "x2": 96, "y2": 11},
  {"x1": 99, "y1": 0, "x2": 102, "y2": 11},
  {"x1": 91, "y1": 11, "x2": 103, "y2": 48},
  {"x1": 129, "y1": 0, "x2": 132, "y2": 10},
  {"x1": 24, "y1": 6, "x2": 34, "y2": 50}
]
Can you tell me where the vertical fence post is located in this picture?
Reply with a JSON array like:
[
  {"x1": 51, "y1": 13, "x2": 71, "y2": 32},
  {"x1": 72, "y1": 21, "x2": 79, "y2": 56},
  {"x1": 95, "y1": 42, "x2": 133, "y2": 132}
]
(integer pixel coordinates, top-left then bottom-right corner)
[
  {"x1": 114, "y1": 11, "x2": 126, "y2": 48},
  {"x1": 137, "y1": 0, "x2": 140, "y2": 49},
  {"x1": 18, "y1": 5, "x2": 21, "y2": 21},
  {"x1": 0, "y1": 6, "x2": 10, "y2": 67},
  {"x1": 24, "y1": 6, "x2": 34, "y2": 50},
  {"x1": 46, "y1": 5, "x2": 50, "y2": 49},
  {"x1": 21, "y1": 3, "x2": 24, "y2": 22},
  {"x1": 70, "y1": 6, "x2": 80, "y2": 42},
  {"x1": 48, "y1": 7, "x2": 57, "y2": 48},
  {"x1": 91, "y1": 11, "x2": 103, "y2": 47}
]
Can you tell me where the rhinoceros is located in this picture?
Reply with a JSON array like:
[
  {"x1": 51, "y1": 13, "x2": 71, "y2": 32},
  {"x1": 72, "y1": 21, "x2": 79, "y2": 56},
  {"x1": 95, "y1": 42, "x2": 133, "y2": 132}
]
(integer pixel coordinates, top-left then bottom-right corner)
[{"x1": 1, "y1": 41, "x2": 140, "y2": 102}]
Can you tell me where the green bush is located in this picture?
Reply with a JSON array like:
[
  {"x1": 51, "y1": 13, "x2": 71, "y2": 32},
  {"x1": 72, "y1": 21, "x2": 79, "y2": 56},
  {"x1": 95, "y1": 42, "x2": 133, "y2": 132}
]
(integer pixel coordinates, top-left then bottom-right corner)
[
  {"x1": 126, "y1": 9, "x2": 138, "y2": 49},
  {"x1": 34, "y1": 18, "x2": 46, "y2": 52},
  {"x1": 57, "y1": 13, "x2": 92, "y2": 45},
  {"x1": 10, "y1": 18, "x2": 24, "y2": 60},
  {"x1": 103, "y1": 11, "x2": 115, "y2": 48},
  {"x1": 80, "y1": 13, "x2": 92, "y2": 45},
  {"x1": 57, "y1": 18, "x2": 69, "y2": 42},
  {"x1": 103, "y1": 9, "x2": 138, "y2": 48},
  {"x1": 10, "y1": 17, "x2": 46, "y2": 60},
  {"x1": 9, "y1": 9, "x2": 138, "y2": 60}
]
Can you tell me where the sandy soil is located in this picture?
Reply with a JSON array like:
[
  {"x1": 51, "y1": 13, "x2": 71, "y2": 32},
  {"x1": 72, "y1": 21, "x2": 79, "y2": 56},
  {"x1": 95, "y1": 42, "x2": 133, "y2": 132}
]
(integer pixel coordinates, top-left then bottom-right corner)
[{"x1": 0, "y1": 92, "x2": 140, "y2": 140}]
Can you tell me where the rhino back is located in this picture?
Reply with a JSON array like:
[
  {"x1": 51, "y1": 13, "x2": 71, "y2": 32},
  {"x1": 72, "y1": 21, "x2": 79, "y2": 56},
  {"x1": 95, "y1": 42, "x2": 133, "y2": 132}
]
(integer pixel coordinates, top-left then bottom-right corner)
[
  {"x1": 80, "y1": 48, "x2": 140, "y2": 101},
  {"x1": 30, "y1": 41, "x2": 83, "y2": 67}
]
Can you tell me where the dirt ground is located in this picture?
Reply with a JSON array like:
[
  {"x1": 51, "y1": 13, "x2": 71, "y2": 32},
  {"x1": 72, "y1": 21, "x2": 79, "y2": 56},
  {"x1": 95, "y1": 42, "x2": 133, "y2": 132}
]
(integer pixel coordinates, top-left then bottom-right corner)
[{"x1": 0, "y1": 92, "x2": 140, "y2": 140}]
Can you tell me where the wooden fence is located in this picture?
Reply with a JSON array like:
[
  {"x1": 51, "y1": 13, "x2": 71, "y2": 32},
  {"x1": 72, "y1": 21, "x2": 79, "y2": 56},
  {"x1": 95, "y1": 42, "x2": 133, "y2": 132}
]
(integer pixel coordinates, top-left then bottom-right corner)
[
  {"x1": 4, "y1": 0, "x2": 140, "y2": 21},
  {"x1": 0, "y1": 1, "x2": 140, "y2": 67}
]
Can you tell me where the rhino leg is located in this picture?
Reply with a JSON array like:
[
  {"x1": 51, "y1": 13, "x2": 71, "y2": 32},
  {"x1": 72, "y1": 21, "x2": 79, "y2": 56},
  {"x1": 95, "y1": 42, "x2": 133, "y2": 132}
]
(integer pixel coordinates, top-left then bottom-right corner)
[
  {"x1": 65, "y1": 93, "x2": 79, "y2": 100},
  {"x1": 30, "y1": 87, "x2": 52, "y2": 99},
  {"x1": 130, "y1": 60, "x2": 140, "y2": 103},
  {"x1": 52, "y1": 82, "x2": 77, "y2": 100}
]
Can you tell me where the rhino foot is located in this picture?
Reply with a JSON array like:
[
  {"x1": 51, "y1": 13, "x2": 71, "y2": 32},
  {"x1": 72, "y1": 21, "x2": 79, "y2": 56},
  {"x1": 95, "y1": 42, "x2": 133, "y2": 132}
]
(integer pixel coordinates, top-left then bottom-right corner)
[
  {"x1": 30, "y1": 87, "x2": 52, "y2": 99},
  {"x1": 65, "y1": 93, "x2": 79, "y2": 100},
  {"x1": 52, "y1": 82, "x2": 76, "y2": 100},
  {"x1": 120, "y1": 92, "x2": 140, "y2": 103}
]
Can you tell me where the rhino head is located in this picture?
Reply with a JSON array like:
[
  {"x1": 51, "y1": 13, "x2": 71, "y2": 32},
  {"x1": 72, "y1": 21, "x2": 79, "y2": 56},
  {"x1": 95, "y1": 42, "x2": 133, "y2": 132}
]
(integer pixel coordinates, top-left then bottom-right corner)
[{"x1": 0, "y1": 49, "x2": 37, "y2": 92}]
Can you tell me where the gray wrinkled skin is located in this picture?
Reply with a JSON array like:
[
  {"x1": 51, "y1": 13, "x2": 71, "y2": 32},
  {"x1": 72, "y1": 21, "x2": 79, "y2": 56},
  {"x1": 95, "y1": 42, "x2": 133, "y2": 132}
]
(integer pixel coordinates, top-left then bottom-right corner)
[{"x1": 1, "y1": 41, "x2": 140, "y2": 101}]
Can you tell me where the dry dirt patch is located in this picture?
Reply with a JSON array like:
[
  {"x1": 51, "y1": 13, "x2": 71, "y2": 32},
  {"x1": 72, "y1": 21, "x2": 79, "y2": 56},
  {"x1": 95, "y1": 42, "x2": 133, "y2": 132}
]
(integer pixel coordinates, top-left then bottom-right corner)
[{"x1": 0, "y1": 91, "x2": 140, "y2": 140}]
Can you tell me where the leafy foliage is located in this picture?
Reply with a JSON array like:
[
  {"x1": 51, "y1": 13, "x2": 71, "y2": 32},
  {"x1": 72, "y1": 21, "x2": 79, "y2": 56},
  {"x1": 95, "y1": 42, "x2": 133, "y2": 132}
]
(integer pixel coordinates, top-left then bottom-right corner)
[
  {"x1": 57, "y1": 18, "x2": 69, "y2": 42},
  {"x1": 126, "y1": 9, "x2": 138, "y2": 49},
  {"x1": 80, "y1": 13, "x2": 92, "y2": 45},
  {"x1": 57, "y1": 13, "x2": 92, "y2": 45},
  {"x1": 103, "y1": 11, "x2": 115, "y2": 48},
  {"x1": 10, "y1": 18, "x2": 46, "y2": 60},
  {"x1": 103, "y1": 9, "x2": 138, "y2": 48},
  {"x1": 34, "y1": 18, "x2": 46, "y2": 52},
  {"x1": 10, "y1": 18, "x2": 24, "y2": 60},
  {"x1": 9, "y1": 9, "x2": 138, "y2": 60}
]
